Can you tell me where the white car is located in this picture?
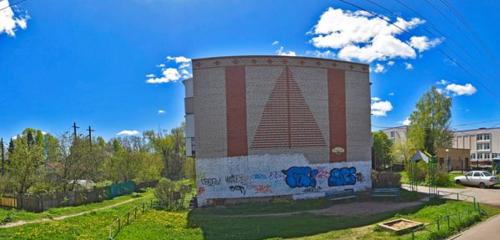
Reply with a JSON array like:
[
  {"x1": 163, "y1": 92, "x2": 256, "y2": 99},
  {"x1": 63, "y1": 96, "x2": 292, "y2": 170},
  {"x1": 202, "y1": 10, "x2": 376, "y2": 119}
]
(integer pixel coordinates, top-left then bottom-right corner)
[{"x1": 454, "y1": 171, "x2": 498, "y2": 188}]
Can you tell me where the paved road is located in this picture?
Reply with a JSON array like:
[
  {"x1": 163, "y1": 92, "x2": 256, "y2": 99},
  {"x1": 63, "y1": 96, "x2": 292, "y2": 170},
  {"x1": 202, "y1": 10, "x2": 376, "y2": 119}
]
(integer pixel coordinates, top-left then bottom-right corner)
[
  {"x1": 402, "y1": 184, "x2": 500, "y2": 206},
  {"x1": 451, "y1": 214, "x2": 500, "y2": 240}
]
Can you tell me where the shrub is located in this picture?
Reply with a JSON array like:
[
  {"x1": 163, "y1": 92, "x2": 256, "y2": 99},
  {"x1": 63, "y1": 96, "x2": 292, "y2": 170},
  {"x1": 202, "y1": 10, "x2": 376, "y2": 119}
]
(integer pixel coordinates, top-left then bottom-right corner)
[
  {"x1": 434, "y1": 171, "x2": 451, "y2": 187},
  {"x1": 154, "y1": 178, "x2": 191, "y2": 210},
  {"x1": 371, "y1": 171, "x2": 401, "y2": 187}
]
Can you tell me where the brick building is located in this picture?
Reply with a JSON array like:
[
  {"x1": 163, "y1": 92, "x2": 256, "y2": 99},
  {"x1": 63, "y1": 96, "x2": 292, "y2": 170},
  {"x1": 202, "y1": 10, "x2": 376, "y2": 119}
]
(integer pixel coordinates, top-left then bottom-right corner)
[{"x1": 184, "y1": 56, "x2": 372, "y2": 206}]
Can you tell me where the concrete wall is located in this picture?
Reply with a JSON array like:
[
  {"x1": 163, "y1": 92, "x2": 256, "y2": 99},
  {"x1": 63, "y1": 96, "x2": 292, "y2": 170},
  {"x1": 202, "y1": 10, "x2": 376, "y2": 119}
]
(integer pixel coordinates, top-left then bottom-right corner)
[{"x1": 196, "y1": 154, "x2": 371, "y2": 206}]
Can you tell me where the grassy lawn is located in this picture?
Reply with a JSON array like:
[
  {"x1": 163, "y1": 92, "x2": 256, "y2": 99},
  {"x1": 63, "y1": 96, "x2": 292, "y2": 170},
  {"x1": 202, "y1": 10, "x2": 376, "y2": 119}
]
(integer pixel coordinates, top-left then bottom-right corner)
[
  {"x1": 0, "y1": 190, "x2": 152, "y2": 223},
  {"x1": 400, "y1": 171, "x2": 465, "y2": 188},
  {"x1": 0, "y1": 191, "x2": 154, "y2": 240},
  {"x1": 109, "y1": 198, "x2": 499, "y2": 240}
]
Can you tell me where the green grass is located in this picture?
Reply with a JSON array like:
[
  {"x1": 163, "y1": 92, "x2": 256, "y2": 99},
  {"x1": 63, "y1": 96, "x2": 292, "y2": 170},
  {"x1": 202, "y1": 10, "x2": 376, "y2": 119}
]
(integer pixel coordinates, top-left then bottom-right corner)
[
  {"x1": 107, "y1": 197, "x2": 499, "y2": 240},
  {"x1": 0, "y1": 191, "x2": 155, "y2": 240},
  {"x1": 0, "y1": 190, "x2": 152, "y2": 223},
  {"x1": 400, "y1": 171, "x2": 465, "y2": 188}
]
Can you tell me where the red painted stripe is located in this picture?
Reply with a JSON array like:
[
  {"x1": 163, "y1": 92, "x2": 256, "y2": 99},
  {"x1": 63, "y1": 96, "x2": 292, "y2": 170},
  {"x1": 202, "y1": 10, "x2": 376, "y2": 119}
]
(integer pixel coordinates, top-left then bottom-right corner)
[
  {"x1": 225, "y1": 66, "x2": 248, "y2": 156},
  {"x1": 328, "y1": 68, "x2": 347, "y2": 162}
]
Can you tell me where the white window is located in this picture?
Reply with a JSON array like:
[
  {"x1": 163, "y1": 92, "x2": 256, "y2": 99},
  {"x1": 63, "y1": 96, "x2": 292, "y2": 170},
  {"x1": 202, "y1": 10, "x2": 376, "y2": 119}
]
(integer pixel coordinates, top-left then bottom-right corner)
[
  {"x1": 471, "y1": 153, "x2": 476, "y2": 159},
  {"x1": 485, "y1": 153, "x2": 490, "y2": 159},
  {"x1": 478, "y1": 153, "x2": 483, "y2": 159}
]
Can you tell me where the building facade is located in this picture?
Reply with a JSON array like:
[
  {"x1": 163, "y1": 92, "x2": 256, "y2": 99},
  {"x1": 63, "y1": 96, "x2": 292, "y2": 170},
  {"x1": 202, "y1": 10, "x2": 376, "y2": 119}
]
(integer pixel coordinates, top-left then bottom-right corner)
[
  {"x1": 452, "y1": 128, "x2": 500, "y2": 168},
  {"x1": 382, "y1": 126, "x2": 408, "y2": 143},
  {"x1": 184, "y1": 56, "x2": 372, "y2": 206},
  {"x1": 380, "y1": 126, "x2": 497, "y2": 169}
]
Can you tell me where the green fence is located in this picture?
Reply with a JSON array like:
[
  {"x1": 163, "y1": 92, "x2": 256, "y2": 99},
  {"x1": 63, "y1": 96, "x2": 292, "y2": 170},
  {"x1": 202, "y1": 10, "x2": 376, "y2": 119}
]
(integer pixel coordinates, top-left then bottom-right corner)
[{"x1": 106, "y1": 181, "x2": 136, "y2": 199}]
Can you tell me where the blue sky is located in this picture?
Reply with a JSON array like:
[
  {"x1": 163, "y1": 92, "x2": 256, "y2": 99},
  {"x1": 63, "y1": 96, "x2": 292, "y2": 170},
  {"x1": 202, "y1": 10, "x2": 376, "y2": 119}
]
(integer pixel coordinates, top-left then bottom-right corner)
[{"x1": 1, "y1": 0, "x2": 499, "y2": 140}]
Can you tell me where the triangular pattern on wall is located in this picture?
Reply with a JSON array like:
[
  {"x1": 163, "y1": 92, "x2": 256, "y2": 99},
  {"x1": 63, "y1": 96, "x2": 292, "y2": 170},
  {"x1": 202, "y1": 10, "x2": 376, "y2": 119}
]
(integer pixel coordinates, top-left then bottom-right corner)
[{"x1": 251, "y1": 66, "x2": 326, "y2": 149}]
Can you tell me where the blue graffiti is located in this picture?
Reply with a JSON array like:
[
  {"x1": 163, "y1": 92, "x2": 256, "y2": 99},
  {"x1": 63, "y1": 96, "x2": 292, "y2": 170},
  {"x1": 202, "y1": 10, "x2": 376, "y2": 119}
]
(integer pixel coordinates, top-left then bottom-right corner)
[
  {"x1": 328, "y1": 167, "x2": 357, "y2": 186},
  {"x1": 282, "y1": 167, "x2": 319, "y2": 188}
]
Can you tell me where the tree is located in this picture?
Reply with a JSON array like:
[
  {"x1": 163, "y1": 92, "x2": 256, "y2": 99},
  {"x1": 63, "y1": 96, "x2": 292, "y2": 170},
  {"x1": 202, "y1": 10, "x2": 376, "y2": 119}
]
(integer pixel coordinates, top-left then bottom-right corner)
[
  {"x1": 145, "y1": 124, "x2": 186, "y2": 180},
  {"x1": 8, "y1": 129, "x2": 45, "y2": 193},
  {"x1": 372, "y1": 131, "x2": 393, "y2": 170},
  {"x1": 391, "y1": 139, "x2": 416, "y2": 167},
  {"x1": 407, "y1": 86, "x2": 453, "y2": 155}
]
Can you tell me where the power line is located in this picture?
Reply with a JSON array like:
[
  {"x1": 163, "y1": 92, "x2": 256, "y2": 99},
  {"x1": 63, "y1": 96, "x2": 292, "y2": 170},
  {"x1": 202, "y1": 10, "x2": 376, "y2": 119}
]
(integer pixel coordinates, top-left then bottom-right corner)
[
  {"x1": 337, "y1": 0, "x2": 499, "y2": 103},
  {"x1": 0, "y1": 0, "x2": 29, "y2": 12}
]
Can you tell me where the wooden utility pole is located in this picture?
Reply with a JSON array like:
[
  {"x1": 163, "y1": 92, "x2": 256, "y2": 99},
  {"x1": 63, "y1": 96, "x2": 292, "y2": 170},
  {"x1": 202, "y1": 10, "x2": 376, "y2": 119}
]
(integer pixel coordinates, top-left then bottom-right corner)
[
  {"x1": 72, "y1": 122, "x2": 79, "y2": 141},
  {"x1": 1, "y1": 138, "x2": 4, "y2": 176},
  {"x1": 87, "y1": 126, "x2": 94, "y2": 150}
]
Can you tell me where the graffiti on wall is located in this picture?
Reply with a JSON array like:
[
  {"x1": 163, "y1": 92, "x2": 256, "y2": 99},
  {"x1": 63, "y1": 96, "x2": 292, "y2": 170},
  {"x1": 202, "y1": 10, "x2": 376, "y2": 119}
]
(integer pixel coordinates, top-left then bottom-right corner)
[
  {"x1": 195, "y1": 156, "x2": 371, "y2": 206},
  {"x1": 328, "y1": 167, "x2": 357, "y2": 186},
  {"x1": 229, "y1": 185, "x2": 246, "y2": 195},
  {"x1": 282, "y1": 166, "x2": 319, "y2": 188},
  {"x1": 201, "y1": 178, "x2": 221, "y2": 186}
]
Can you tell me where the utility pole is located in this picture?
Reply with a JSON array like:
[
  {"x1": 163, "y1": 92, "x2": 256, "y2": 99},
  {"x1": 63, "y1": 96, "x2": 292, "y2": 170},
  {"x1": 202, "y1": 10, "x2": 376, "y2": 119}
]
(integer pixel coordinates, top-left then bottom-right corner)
[
  {"x1": 72, "y1": 122, "x2": 79, "y2": 142},
  {"x1": 1, "y1": 138, "x2": 4, "y2": 176},
  {"x1": 87, "y1": 126, "x2": 94, "y2": 150}
]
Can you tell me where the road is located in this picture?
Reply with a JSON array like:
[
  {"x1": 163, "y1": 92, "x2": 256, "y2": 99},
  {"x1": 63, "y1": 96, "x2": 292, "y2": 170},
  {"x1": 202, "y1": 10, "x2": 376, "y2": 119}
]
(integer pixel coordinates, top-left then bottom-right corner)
[{"x1": 402, "y1": 184, "x2": 500, "y2": 207}]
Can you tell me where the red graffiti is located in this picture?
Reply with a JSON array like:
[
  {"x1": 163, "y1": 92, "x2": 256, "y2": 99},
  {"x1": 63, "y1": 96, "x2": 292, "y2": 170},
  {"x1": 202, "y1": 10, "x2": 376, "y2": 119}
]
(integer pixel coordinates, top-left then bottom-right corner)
[
  {"x1": 316, "y1": 167, "x2": 329, "y2": 179},
  {"x1": 253, "y1": 185, "x2": 272, "y2": 194},
  {"x1": 197, "y1": 187, "x2": 205, "y2": 196}
]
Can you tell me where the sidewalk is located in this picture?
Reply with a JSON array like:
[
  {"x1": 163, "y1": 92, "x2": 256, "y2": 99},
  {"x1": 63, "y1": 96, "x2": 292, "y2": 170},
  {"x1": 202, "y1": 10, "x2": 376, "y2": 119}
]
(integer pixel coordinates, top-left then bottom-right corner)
[{"x1": 450, "y1": 214, "x2": 500, "y2": 240}]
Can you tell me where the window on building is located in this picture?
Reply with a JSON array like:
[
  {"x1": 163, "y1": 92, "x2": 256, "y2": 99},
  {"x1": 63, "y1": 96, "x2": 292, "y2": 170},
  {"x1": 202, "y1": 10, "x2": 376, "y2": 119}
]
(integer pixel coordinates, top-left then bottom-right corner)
[
  {"x1": 478, "y1": 153, "x2": 483, "y2": 159},
  {"x1": 476, "y1": 133, "x2": 491, "y2": 141},
  {"x1": 485, "y1": 153, "x2": 490, "y2": 159},
  {"x1": 471, "y1": 153, "x2": 476, "y2": 159},
  {"x1": 390, "y1": 131, "x2": 395, "y2": 138},
  {"x1": 477, "y1": 134, "x2": 483, "y2": 141},
  {"x1": 476, "y1": 143, "x2": 490, "y2": 150}
]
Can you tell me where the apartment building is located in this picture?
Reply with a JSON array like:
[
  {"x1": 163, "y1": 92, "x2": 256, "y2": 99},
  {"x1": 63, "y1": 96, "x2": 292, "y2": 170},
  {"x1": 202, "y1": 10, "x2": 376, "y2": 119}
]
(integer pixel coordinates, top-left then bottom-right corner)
[
  {"x1": 184, "y1": 55, "x2": 372, "y2": 206},
  {"x1": 452, "y1": 127, "x2": 500, "y2": 168}
]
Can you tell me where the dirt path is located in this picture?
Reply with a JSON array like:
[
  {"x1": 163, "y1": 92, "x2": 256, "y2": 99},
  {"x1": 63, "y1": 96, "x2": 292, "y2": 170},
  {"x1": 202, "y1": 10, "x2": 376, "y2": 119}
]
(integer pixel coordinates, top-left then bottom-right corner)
[
  {"x1": 223, "y1": 200, "x2": 425, "y2": 218},
  {"x1": 0, "y1": 197, "x2": 142, "y2": 228}
]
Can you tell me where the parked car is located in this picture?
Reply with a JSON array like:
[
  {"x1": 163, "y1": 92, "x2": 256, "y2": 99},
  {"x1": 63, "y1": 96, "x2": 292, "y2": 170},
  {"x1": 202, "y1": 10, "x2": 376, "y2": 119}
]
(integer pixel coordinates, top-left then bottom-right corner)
[{"x1": 454, "y1": 171, "x2": 498, "y2": 188}]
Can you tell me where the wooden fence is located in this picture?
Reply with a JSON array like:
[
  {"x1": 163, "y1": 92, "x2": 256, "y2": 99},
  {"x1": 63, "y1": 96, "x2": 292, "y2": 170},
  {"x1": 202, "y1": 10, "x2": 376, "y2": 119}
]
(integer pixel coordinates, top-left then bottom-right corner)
[{"x1": 0, "y1": 180, "x2": 158, "y2": 212}]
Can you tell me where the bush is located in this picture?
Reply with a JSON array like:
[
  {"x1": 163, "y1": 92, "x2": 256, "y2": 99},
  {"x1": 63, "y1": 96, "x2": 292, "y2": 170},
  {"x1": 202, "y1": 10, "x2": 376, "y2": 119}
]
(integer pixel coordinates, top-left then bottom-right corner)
[
  {"x1": 154, "y1": 178, "x2": 191, "y2": 210},
  {"x1": 434, "y1": 171, "x2": 451, "y2": 187},
  {"x1": 371, "y1": 171, "x2": 401, "y2": 187}
]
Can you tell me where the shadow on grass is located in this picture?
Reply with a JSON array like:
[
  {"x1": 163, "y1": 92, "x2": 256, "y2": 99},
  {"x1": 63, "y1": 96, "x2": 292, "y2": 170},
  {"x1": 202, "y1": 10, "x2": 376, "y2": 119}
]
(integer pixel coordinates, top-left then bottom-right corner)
[{"x1": 187, "y1": 198, "x2": 439, "y2": 240}]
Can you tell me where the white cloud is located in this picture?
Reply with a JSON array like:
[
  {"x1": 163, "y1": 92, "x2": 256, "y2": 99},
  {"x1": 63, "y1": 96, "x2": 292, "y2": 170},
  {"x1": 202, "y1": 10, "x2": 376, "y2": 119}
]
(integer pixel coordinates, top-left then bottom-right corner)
[
  {"x1": 372, "y1": 63, "x2": 385, "y2": 73},
  {"x1": 402, "y1": 118, "x2": 411, "y2": 126},
  {"x1": 166, "y1": 56, "x2": 191, "y2": 63},
  {"x1": 436, "y1": 79, "x2": 448, "y2": 85},
  {"x1": 404, "y1": 62, "x2": 413, "y2": 70},
  {"x1": 147, "y1": 56, "x2": 192, "y2": 84},
  {"x1": 387, "y1": 61, "x2": 395, "y2": 66},
  {"x1": 272, "y1": 40, "x2": 279, "y2": 46},
  {"x1": 388, "y1": 92, "x2": 395, "y2": 96},
  {"x1": 409, "y1": 36, "x2": 443, "y2": 52},
  {"x1": 445, "y1": 83, "x2": 477, "y2": 96},
  {"x1": 146, "y1": 68, "x2": 181, "y2": 84},
  {"x1": 276, "y1": 46, "x2": 296, "y2": 56},
  {"x1": 310, "y1": 7, "x2": 441, "y2": 63},
  {"x1": 117, "y1": 130, "x2": 140, "y2": 136},
  {"x1": 371, "y1": 98, "x2": 393, "y2": 116},
  {"x1": 0, "y1": 0, "x2": 29, "y2": 37},
  {"x1": 305, "y1": 50, "x2": 336, "y2": 59},
  {"x1": 158, "y1": 110, "x2": 165, "y2": 114}
]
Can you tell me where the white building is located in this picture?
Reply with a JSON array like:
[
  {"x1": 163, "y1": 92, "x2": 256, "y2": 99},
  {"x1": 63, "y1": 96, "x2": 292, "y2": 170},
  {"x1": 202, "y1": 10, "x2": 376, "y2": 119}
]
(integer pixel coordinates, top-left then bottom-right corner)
[{"x1": 452, "y1": 127, "x2": 500, "y2": 168}]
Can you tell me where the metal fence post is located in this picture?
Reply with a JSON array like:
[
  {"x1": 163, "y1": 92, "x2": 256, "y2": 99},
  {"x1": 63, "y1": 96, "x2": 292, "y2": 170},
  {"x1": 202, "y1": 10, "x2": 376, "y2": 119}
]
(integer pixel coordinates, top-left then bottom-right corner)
[{"x1": 437, "y1": 218, "x2": 440, "y2": 231}]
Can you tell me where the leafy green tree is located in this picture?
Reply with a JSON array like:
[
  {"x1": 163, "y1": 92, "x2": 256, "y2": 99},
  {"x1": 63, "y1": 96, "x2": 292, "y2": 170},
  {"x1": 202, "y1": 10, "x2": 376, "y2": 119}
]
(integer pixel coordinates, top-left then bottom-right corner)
[
  {"x1": 407, "y1": 86, "x2": 453, "y2": 155},
  {"x1": 145, "y1": 124, "x2": 186, "y2": 180},
  {"x1": 391, "y1": 139, "x2": 416, "y2": 167},
  {"x1": 372, "y1": 131, "x2": 393, "y2": 170},
  {"x1": 8, "y1": 129, "x2": 45, "y2": 193}
]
